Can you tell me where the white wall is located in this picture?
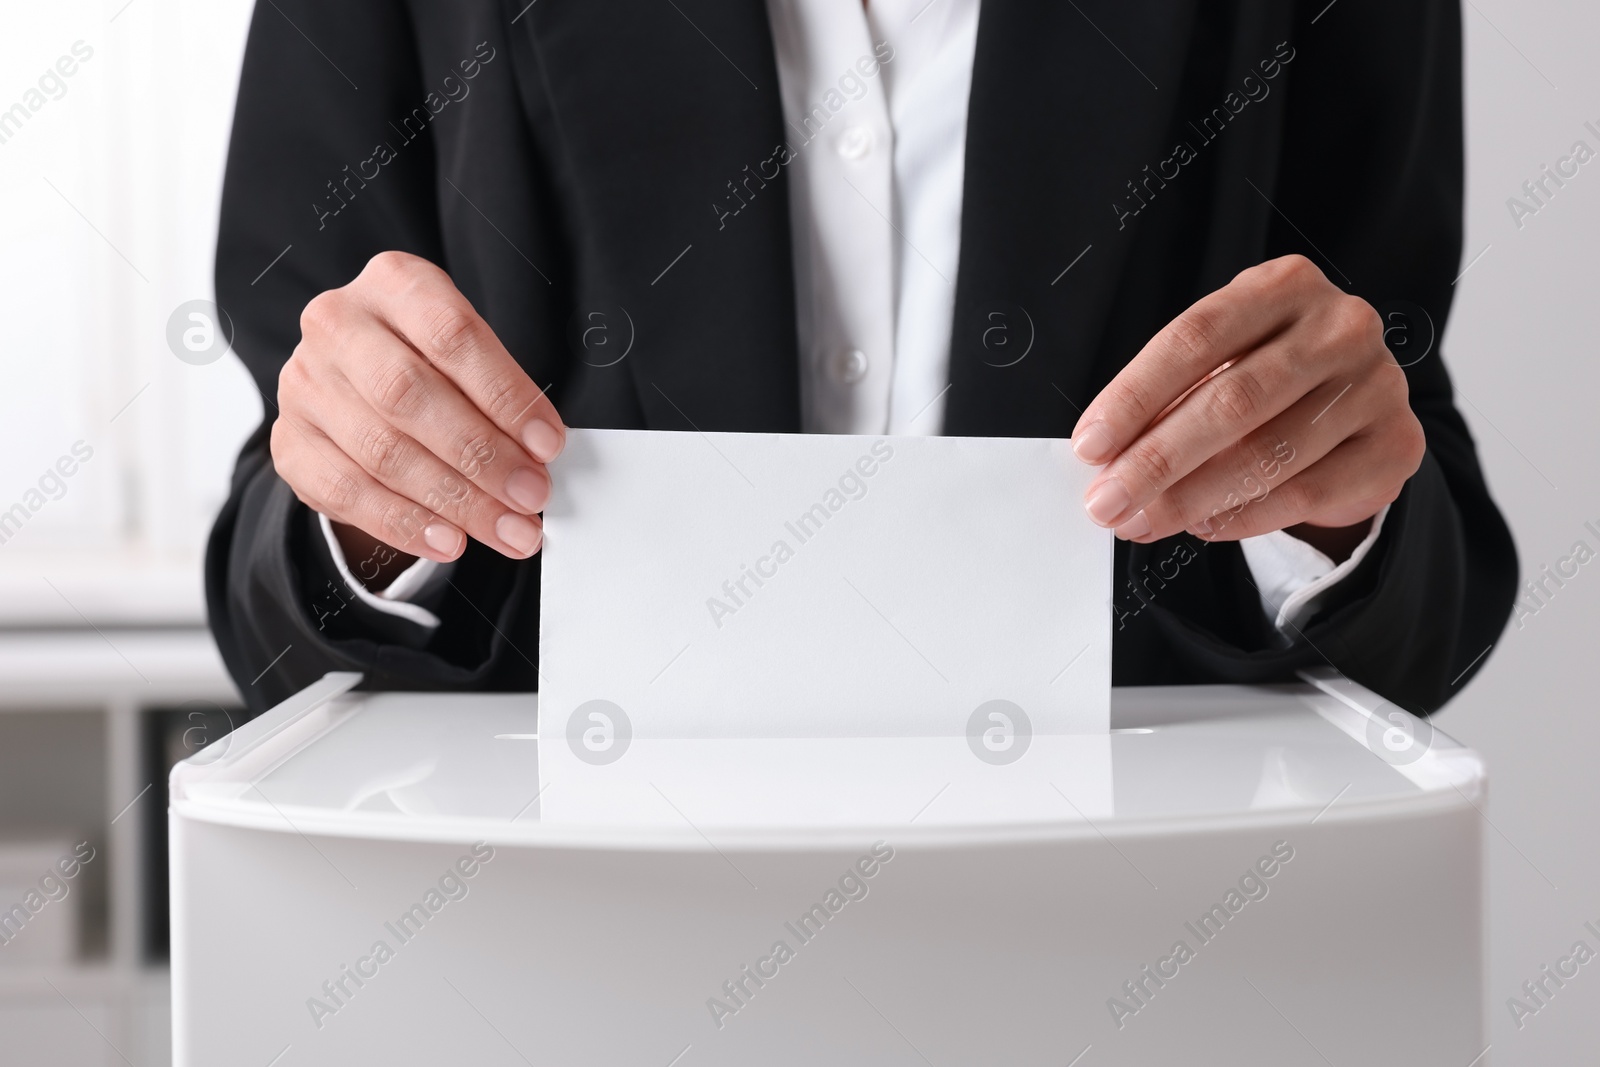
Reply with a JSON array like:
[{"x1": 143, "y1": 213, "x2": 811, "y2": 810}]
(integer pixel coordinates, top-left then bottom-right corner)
[{"x1": 1443, "y1": 2, "x2": 1600, "y2": 1061}]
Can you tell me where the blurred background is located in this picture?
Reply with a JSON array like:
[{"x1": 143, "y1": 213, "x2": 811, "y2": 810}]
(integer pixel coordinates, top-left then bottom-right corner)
[{"x1": 0, "y1": 0, "x2": 1595, "y2": 1062}]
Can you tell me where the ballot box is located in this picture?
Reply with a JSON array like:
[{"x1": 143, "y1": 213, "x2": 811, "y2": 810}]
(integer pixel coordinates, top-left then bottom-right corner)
[{"x1": 169, "y1": 671, "x2": 1486, "y2": 1066}]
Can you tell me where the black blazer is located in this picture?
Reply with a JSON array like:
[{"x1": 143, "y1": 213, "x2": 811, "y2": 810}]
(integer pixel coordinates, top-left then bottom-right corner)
[{"x1": 207, "y1": 0, "x2": 1517, "y2": 715}]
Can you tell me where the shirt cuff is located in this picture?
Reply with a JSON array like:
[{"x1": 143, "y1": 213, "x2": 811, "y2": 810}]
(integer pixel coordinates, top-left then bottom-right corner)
[
  {"x1": 317, "y1": 512, "x2": 449, "y2": 630},
  {"x1": 1237, "y1": 505, "x2": 1390, "y2": 636}
]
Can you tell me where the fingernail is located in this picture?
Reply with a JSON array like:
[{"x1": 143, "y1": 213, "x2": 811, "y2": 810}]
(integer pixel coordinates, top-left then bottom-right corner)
[
  {"x1": 504, "y1": 467, "x2": 550, "y2": 513},
  {"x1": 497, "y1": 513, "x2": 543, "y2": 556},
  {"x1": 1085, "y1": 478, "x2": 1130, "y2": 526},
  {"x1": 1194, "y1": 517, "x2": 1215, "y2": 539},
  {"x1": 1115, "y1": 510, "x2": 1151, "y2": 540},
  {"x1": 522, "y1": 419, "x2": 564, "y2": 463},
  {"x1": 423, "y1": 523, "x2": 463, "y2": 558},
  {"x1": 1072, "y1": 421, "x2": 1115, "y2": 465}
]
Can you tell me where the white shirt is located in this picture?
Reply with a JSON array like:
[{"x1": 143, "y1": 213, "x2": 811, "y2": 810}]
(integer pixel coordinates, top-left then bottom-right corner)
[
  {"x1": 765, "y1": 0, "x2": 975, "y2": 435},
  {"x1": 326, "y1": 0, "x2": 1384, "y2": 635}
]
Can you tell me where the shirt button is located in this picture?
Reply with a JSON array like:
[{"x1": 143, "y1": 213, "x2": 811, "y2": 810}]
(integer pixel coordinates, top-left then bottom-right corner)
[
  {"x1": 829, "y1": 348, "x2": 869, "y2": 385},
  {"x1": 836, "y1": 126, "x2": 873, "y2": 160}
]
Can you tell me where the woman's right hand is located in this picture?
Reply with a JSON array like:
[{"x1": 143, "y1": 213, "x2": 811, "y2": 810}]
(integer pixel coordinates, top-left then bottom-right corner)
[{"x1": 271, "y1": 251, "x2": 566, "y2": 581}]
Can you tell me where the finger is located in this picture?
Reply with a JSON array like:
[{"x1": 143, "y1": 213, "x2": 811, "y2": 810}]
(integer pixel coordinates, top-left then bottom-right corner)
[
  {"x1": 1112, "y1": 377, "x2": 1367, "y2": 542},
  {"x1": 1161, "y1": 431, "x2": 1405, "y2": 544},
  {"x1": 358, "y1": 252, "x2": 566, "y2": 462},
  {"x1": 271, "y1": 417, "x2": 468, "y2": 564},
  {"x1": 303, "y1": 382, "x2": 545, "y2": 559},
  {"x1": 1071, "y1": 255, "x2": 1327, "y2": 465},
  {"x1": 1081, "y1": 332, "x2": 1338, "y2": 530},
  {"x1": 331, "y1": 320, "x2": 552, "y2": 517}
]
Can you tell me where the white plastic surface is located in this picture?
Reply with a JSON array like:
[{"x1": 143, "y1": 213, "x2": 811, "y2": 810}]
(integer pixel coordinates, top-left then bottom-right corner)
[
  {"x1": 171, "y1": 678, "x2": 1482, "y2": 848},
  {"x1": 170, "y1": 678, "x2": 1488, "y2": 1066}
]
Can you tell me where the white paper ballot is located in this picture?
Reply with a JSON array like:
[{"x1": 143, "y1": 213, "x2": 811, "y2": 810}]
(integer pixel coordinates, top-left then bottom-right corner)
[{"x1": 538, "y1": 429, "x2": 1110, "y2": 739}]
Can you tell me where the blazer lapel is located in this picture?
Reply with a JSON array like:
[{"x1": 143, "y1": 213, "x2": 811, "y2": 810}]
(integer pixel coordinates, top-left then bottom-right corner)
[
  {"x1": 945, "y1": 0, "x2": 1201, "y2": 438},
  {"x1": 508, "y1": 0, "x2": 1201, "y2": 439},
  {"x1": 507, "y1": 0, "x2": 802, "y2": 431}
]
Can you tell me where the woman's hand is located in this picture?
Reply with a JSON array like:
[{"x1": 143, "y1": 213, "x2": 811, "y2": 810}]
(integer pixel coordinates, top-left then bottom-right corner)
[
  {"x1": 271, "y1": 251, "x2": 566, "y2": 578},
  {"x1": 1071, "y1": 254, "x2": 1424, "y2": 561}
]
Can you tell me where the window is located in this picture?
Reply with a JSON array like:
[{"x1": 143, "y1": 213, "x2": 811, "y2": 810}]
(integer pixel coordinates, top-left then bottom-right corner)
[{"x1": 0, "y1": 0, "x2": 261, "y2": 623}]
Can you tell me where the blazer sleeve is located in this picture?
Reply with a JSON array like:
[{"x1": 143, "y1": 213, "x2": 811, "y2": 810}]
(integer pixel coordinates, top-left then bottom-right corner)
[
  {"x1": 1122, "y1": 0, "x2": 1518, "y2": 713},
  {"x1": 205, "y1": 0, "x2": 532, "y2": 712}
]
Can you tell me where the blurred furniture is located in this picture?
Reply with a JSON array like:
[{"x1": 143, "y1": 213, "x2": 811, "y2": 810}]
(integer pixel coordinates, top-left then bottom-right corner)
[{"x1": 0, "y1": 629, "x2": 237, "y2": 1066}]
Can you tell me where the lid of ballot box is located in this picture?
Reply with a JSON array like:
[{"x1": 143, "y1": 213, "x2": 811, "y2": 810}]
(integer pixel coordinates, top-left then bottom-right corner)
[{"x1": 169, "y1": 672, "x2": 1484, "y2": 850}]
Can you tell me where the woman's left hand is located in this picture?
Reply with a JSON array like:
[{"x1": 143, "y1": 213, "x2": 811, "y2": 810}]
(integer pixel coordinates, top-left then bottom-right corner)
[{"x1": 1070, "y1": 254, "x2": 1425, "y2": 561}]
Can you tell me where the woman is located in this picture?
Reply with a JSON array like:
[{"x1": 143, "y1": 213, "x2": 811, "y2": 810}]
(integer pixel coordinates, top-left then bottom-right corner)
[{"x1": 207, "y1": 0, "x2": 1515, "y2": 713}]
